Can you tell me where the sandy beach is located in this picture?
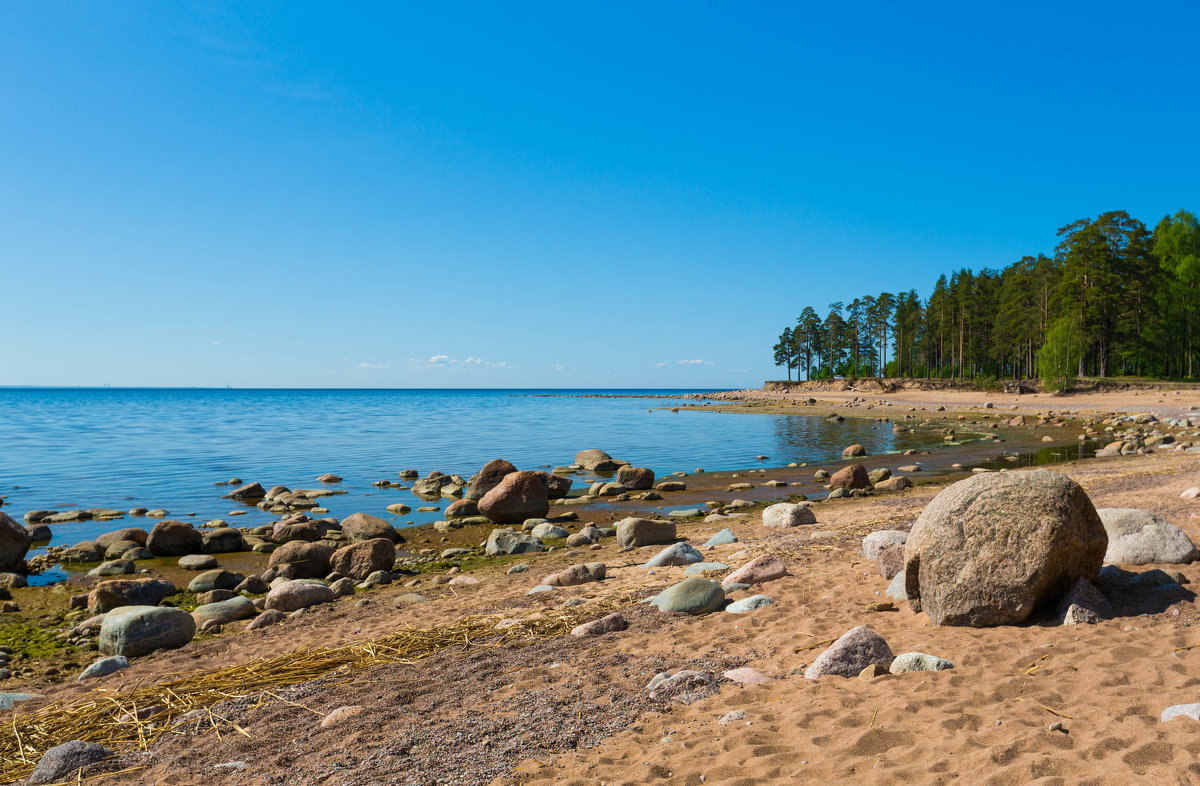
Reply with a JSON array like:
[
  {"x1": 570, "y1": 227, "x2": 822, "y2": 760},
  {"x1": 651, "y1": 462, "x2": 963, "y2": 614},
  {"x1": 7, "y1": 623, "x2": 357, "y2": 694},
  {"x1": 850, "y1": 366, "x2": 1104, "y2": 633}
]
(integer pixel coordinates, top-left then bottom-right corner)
[{"x1": 3, "y1": 386, "x2": 1200, "y2": 785}]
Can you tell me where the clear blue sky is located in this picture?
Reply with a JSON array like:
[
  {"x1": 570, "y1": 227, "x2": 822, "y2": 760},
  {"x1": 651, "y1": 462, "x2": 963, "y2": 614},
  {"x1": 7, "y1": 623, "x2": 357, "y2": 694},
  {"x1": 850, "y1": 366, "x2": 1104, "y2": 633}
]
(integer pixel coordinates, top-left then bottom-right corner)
[{"x1": 3, "y1": 2, "x2": 1197, "y2": 388}]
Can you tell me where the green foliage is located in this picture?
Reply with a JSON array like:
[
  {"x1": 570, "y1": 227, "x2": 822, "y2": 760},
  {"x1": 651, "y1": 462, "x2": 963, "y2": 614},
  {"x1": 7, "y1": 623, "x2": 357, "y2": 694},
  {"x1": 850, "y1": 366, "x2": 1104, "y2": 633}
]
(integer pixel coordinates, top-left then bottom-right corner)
[
  {"x1": 773, "y1": 208, "x2": 1199, "y2": 381},
  {"x1": 1039, "y1": 315, "x2": 1081, "y2": 393}
]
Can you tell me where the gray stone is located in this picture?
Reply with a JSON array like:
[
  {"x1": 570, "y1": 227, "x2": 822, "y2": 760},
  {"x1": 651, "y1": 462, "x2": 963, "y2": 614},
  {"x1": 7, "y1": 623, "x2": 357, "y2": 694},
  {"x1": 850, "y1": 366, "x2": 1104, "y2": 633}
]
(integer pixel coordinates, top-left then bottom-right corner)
[
  {"x1": 862, "y1": 530, "x2": 908, "y2": 561},
  {"x1": 88, "y1": 559, "x2": 135, "y2": 577},
  {"x1": 99, "y1": 605, "x2": 196, "y2": 658},
  {"x1": 804, "y1": 626, "x2": 893, "y2": 679},
  {"x1": 264, "y1": 580, "x2": 335, "y2": 612},
  {"x1": 615, "y1": 517, "x2": 676, "y2": 548},
  {"x1": 643, "y1": 542, "x2": 704, "y2": 568},
  {"x1": 889, "y1": 652, "x2": 955, "y2": 673},
  {"x1": 530, "y1": 523, "x2": 569, "y2": 540},
  {"x1": 726, "y1": 594, "x2": 773, "y2": 613},
  {"x1": 0, "y1": 692, "x2": 42, "y2": 709},
  {"x1": 192, "y1": 596, "x2": 257, "y2": 628},
  {"x1": 704, "y1": 528, "x2": 738, "y2": 547},
  {"x1": 179, "y1": 554, "x2": 219, "y2": 571},
  {"x1": 1098, "y1": 508, "x2": 1199, "y2": 565},
  {"x1": 684, "y1": 562, "x2": 729, "y2": 575},
  {"x1": 485, "y1": 527, "x2": 546, "y2": 556},
  {"x1": 187, "y1": 569, "x2": 245, "y2": 594},
  {"x1": 887, "y1": 570, "x2": 908, "y2": 600},
  {"x1": 78, "y1": 655, "x2": 130, "y2": 681},
  {"x1": 666, "y1": 508, "x2": 705, "y2": 519},
  {"x1": 1057, "y1": 577, "x2": 1112, "y2": 625},
  {"x1": 649, "y1": 577, "x2": 725, "y2": 615},
  {"x1": 1161, "y1": 704, "x2": 1200, "y2": 723},
  {"x1": 646, "y1": 670, "x2": 719, "y2": 705},
  {"x1": 762, "y1": 503, "x2": 816, "y2": 528},
  {"x1": 29, "y1": 740, "x2": 114, "y2": 784},
  {"x1": 506, "y1": 563, "x2": 530, "y2": 574}
]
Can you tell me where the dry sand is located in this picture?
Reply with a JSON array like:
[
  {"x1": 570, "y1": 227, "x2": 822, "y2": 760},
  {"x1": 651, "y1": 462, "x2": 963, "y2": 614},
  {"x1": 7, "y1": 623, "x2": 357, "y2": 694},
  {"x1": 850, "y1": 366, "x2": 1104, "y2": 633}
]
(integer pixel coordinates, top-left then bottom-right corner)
[{"x1": 6, "y1": 388, "x2": 1200, "y2": 785}]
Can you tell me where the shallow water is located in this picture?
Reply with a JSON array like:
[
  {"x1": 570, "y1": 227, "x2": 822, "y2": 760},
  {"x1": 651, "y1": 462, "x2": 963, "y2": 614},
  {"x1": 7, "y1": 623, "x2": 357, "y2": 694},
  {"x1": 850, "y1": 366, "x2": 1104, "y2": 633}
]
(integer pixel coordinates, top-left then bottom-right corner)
[{"x1": 1, "y1": 388, "x2": 946, "y2": 565}]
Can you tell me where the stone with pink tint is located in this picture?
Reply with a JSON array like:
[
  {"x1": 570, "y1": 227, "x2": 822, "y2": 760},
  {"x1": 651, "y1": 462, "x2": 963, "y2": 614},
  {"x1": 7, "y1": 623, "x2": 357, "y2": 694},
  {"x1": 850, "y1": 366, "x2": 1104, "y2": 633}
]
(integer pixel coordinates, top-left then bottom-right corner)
[
  {"x1": 723, "y1": 667, "x2": 771, "y2": 685},
  {"x1": 722, "y1": 554, "x2": 788, "y2": 587},
  {"x1": 448, "y1": 575, "x2": 480, "y2": 585},
  {"x1": 320, "y1": 705, "x2": 364, "y2": 728},
  {"x1": 570, "y1": 611, "x2": 627, "y2": 637}
]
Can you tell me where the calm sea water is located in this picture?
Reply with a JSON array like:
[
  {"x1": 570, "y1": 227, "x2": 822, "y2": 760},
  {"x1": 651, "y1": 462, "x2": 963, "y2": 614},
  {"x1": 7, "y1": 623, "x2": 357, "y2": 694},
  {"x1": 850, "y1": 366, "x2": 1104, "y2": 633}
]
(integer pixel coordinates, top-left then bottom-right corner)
[{"x1": 0, "y1": 388, "x2": 941, "y2": 559}]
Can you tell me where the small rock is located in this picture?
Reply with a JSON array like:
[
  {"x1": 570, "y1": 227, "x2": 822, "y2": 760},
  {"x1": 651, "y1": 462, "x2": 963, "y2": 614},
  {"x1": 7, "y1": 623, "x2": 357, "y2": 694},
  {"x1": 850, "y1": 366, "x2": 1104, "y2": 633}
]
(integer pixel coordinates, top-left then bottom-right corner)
[
  {"x1": 889, "y1": 652, "x2": 955, "y2": 673},
  {"x1": 320, "y1": 705, "x2": 364, "y2": 728}
]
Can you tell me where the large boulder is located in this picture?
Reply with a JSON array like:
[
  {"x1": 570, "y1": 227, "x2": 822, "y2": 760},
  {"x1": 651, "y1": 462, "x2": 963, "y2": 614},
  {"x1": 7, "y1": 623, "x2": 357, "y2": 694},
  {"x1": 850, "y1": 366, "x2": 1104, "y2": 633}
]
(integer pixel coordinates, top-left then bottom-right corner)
[
  {"x1": 485, "y1": 528, "x2": 545, "y2": 556},
  {"x1": 575, "y1": 449, "x2": 620, "y2": 471},
  {"x1": 762, "y1": 503, "x2": 816, "y2": 527},
  {"x1": 99, "y1": 605, "x2": 196, "y2": 658},
  {"x1": 478, "y1": 471, "x2": 550, "y2": 524},
  {"x1": 192, "y1": 596, "x2": 257, "y2": 628},
  {"x1": 804, "y1": 626, "x2": 893, "y2": 679},
  {"x1": 617, "y1": 466, "x2": 655, "y2": 490},
  {"x1": 146, "y1": 520, "x2": 203, "y2": 556},
  {"x1": 264, "y1": 580, "x2": 335, "y2": 612},
  {"x1": 1098, "y1": 508, "x2": 1199, "y2": 565},
  {"x1": 615, "y1": 518, "x2": 676, "y2": 548},
  {"x1": 904, "y1": 470, "x2": 1108, "y2": 626},
  {"x1": 87, "y1": 578, "x2": 176, "y2": 614},
  {"x1": 339, "y1": 512, "x2": 402, "y2": 544},
  {"x1": 330, "y1": 538, "x2": 396, "y2": 580},
  {"x1": 466, "y1": 459, "x2": 518, "y2": 501},
  {"x1": 0, "y1": 511, "x2": 32, "y2": 572},
  {"x1": 267, "y1": 541, "x2": 335, "y2": 579},
  {"x1": 829, "y1": 464, "x2": 871, "y2": 490}
]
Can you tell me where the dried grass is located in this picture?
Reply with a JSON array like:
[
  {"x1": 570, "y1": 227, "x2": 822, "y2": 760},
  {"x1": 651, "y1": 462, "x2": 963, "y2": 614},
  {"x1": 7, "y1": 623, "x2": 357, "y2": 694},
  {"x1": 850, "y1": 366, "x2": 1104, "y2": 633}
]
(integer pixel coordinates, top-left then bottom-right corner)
[{"x1": 0, "y1": 592, "x2": 640, "y2": 783}]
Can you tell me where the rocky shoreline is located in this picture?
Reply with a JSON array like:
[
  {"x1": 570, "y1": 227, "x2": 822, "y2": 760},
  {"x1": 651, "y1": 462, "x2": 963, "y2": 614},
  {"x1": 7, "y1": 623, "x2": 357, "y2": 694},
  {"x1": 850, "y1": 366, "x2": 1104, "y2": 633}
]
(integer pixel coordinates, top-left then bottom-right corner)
[{"x1": 3, "y1": 392, "x2": 1200, "y2": 784}]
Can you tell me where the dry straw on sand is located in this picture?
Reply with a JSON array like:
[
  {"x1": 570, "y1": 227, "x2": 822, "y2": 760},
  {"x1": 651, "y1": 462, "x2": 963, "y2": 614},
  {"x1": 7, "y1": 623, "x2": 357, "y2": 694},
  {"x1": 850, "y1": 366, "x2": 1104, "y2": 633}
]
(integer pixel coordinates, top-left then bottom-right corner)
[{"x1": 1, "y1": 593, "x2": 640, "y2": 783}]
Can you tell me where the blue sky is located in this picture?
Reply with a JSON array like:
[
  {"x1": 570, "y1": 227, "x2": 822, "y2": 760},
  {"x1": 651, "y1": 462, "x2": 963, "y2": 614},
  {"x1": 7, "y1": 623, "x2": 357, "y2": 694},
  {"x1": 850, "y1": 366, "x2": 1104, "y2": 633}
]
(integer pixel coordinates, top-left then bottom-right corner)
[{"x1": 3, "y1": 1, "x2": 1197, "y2": 388}]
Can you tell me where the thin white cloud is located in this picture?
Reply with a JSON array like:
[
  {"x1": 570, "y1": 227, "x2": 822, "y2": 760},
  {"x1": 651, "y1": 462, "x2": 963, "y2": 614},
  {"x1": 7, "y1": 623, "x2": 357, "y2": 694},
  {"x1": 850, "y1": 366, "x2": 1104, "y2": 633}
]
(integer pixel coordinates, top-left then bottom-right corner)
[
  {"x1": 411, "y1": 355, "x2": 507, "y2": 370},
  {"x1": 358, "y1": 362, "x2": 388, "y2": 370},
  {"x1": 654, "y1": 361, "x2": 669, "y2": 369},
  {"x1": 551, "y1": 364, "x2": 565, "y2": 372},
  {"x1": 678, "y1": 359, "x2": 714, "y2": 365},
  {"x1": 729, "y1": 368, "x2": 749, "y2": 373}
]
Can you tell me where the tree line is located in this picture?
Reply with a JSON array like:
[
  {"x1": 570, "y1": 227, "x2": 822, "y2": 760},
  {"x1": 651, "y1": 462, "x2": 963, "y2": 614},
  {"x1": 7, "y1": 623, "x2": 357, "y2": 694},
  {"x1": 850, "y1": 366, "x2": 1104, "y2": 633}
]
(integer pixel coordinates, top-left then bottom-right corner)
[{"x1": 773, "y1": 209, "x2": 1200, "y2": 388}]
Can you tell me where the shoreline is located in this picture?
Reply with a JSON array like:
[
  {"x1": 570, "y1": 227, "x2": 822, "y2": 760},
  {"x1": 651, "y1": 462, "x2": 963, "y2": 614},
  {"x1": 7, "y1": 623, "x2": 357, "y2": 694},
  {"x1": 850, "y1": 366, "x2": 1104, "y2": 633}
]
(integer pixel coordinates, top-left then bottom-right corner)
[{"x1": 2, "y1": 386, "x2": 1199, "y2": 783}]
